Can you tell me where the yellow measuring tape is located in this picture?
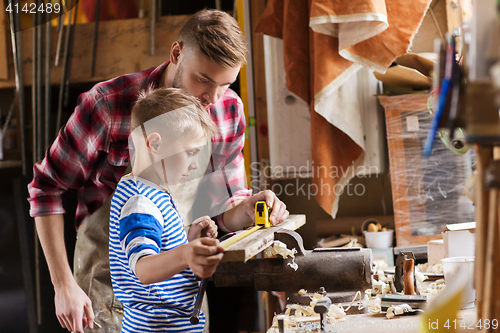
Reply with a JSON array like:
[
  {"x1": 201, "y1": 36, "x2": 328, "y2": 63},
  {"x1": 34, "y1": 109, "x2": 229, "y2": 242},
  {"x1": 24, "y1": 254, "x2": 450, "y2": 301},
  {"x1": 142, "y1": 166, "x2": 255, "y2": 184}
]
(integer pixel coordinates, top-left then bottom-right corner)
[{"x1": 221, "y1": 225, "x2": 262, "y2": 249}]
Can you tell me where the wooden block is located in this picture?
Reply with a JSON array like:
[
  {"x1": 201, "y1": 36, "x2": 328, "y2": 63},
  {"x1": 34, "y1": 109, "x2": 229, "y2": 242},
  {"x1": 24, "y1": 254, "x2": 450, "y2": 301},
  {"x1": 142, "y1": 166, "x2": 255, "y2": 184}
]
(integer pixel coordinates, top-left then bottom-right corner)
[
  {"x1": 427, "y1": 239, "x2": 444, "y2": 265},
  {"x1": 221, "y1": 214, "x2": 305, "y2": 262}
]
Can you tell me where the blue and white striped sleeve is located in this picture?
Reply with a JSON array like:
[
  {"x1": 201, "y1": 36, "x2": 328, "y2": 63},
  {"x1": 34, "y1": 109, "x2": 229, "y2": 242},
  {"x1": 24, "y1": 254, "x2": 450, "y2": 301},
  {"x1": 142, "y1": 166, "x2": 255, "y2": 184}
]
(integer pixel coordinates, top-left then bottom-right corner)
[{"x1": 119, "y1": 195, "x2": 164, "y2": 276}]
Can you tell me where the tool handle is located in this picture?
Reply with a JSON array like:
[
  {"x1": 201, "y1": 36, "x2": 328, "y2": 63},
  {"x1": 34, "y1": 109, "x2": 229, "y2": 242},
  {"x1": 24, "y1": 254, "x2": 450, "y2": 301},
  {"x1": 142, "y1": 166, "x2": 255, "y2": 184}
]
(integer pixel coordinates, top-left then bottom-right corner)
[
  {"x1": 403, "y1": 258, "x2": 415, "y2": 295},
  {"x1": 190, "y1": 278, "x2": 208, "y2": 325}
]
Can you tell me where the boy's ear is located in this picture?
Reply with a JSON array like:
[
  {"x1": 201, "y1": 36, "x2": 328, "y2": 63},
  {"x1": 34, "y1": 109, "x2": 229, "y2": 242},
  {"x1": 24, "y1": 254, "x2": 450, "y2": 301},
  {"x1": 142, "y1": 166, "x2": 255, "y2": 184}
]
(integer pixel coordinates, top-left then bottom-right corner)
[{"x1": 146, "y1": 132, "x2": 162, "y2": 154}]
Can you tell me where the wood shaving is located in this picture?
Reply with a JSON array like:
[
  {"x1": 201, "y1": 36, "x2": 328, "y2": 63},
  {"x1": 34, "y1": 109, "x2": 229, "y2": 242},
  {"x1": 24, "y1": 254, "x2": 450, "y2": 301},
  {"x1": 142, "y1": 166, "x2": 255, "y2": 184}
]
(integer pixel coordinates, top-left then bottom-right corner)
[
  {"x1": 264, "y1": 240, "x2": 299, "y2": 271},
  {"x1": 422, "y1": 279, "x2": 446, "y2": 297},
  {"x1": 269, "y1": 290, "x2": 347, "y2": 331},
  {"x1": 364, "y1": 295, "x2": 382, "y2": 315},
  {"x1": 416, "y1": 263, "x2": 444, "y2": 275},
  {"x1": 264, "y1": 240, "x2": 297, "y2": 258},
  {"x1": 386, "y1": 303, "x2": 412, "y2": 319}
]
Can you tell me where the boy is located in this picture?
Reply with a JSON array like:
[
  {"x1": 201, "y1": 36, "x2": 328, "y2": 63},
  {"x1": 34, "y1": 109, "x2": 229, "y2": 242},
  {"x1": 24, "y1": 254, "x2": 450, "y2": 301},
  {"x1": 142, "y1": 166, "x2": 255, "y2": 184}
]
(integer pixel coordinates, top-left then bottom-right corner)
[{"x1": 109, "y1": 87, "x2": 224, "y2": 332}]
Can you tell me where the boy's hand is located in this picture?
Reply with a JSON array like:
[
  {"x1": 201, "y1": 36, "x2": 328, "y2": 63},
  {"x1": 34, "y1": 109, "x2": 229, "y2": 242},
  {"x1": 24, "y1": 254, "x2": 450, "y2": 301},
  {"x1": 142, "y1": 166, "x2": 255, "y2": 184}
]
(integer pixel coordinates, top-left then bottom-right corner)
[
  {"x1": 188, "y1": 215, "x2": 218, "y2": 241},
  {"x1": 186, "y1": 238, "x2": 224, "y2": 278}
]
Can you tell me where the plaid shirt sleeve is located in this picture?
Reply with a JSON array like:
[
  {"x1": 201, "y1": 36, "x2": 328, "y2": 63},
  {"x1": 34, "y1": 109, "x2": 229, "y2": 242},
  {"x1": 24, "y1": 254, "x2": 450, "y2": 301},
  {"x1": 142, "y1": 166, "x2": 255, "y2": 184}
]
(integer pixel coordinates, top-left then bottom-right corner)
[
  {"x1": 27, "y1": 88, "x2": 110, "y2": 218},
  {"x1": 196, "y1": 91, "x2": 252, "y2": 232}
]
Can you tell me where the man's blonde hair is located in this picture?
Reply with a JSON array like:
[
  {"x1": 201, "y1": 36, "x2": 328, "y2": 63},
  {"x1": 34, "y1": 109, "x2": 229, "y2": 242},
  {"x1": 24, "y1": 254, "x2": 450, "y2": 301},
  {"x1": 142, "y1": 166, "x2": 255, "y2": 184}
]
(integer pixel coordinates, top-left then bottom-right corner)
[
  {"x1": 178, "y1": 9, "x2": 247, "y2": 68},
  {"x1": 131, "y1": 87, "x2": 219, "y2": 141}
]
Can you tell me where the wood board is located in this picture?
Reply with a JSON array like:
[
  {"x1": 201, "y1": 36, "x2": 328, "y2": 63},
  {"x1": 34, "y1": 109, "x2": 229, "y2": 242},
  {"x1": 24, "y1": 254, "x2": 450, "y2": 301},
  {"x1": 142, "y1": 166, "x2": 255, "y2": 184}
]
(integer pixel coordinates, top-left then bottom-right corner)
[{"x1": 220, "y1": 214, "x2": 305, "y2": 262}]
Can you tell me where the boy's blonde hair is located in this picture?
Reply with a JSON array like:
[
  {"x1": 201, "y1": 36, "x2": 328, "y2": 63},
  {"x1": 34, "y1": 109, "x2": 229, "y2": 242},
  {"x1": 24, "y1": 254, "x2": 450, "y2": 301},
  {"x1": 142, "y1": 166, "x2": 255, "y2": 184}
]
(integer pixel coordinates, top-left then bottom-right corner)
[
  {"x1": 178, "y1": 9, "x2": 247, "y2": 68},
  {"x1": 131, "y1": 87, "x2": 219, "y2": 141}
]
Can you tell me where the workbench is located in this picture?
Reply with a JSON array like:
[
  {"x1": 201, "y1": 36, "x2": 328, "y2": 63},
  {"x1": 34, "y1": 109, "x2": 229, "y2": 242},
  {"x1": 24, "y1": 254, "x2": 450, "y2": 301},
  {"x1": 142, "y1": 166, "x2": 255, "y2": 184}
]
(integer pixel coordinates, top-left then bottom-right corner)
[
  {"x1": 265, "y1": 277, "x2": 484, "y2": 333},
  {"x1": 267, "y1": 305, "x2": 478, "y2": 333}
]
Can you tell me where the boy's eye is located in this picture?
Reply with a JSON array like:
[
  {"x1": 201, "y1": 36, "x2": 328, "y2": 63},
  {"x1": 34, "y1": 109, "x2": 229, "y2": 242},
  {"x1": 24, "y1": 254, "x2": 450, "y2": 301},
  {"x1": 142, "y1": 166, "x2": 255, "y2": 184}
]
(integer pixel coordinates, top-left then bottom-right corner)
[{"x1": 199, "y1": 77, "x2": 209, "y2": 83}]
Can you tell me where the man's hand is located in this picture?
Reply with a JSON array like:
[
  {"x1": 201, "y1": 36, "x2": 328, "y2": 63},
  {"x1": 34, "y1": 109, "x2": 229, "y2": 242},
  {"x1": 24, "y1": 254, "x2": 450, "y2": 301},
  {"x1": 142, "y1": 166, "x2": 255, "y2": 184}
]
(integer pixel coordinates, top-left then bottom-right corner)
[
  {"x1": 188, "y1": 216, "x2": 218, "y2": 241},
  {"x1": 222, "y1": 190, "x2": 289, "y2": 231},
  {"x1": 54, "y1": 280, "x2": 94, "y2": 333},
  {"x1": 185, "y1": 238, "x2": 224, "y2": 278},
  {"x1": 245, "y1": 190, "x2": 289, "y2": 225}
]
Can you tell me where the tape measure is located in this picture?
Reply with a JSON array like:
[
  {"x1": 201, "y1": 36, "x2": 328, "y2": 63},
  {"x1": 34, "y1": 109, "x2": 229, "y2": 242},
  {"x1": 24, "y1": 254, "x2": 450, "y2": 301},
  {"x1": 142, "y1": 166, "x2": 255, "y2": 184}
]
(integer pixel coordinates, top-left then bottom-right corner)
[
  {"x1": 255, "y1": 200, "x2": 272, "y2": 228},
  {"x1": 221, "y1": 201, "x2": 272, "y2": 249}
]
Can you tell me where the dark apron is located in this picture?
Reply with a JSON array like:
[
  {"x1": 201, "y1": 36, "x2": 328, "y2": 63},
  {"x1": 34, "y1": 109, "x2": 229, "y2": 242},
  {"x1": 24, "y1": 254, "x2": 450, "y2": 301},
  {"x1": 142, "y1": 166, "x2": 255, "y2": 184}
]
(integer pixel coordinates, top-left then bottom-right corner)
[{"x1": 74, "y1": 195, "x2": 123, "y2": 332}]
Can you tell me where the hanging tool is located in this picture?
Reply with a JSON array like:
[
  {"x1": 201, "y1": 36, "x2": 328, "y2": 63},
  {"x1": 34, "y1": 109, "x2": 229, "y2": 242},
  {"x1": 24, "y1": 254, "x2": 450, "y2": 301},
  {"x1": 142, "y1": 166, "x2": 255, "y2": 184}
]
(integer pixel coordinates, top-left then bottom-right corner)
[
  {"x1": 190, "y1": 201, "x2": 273, "y2": 324},
  {"x1": 446, "y1": 65, "x2": 462, "y2": 141},
  {"x1": 90, "y1": 0, "x2": 101, "y2": 77},
  {"x1": 424, "y1": 33, "x2": 457, "y2": 157}
]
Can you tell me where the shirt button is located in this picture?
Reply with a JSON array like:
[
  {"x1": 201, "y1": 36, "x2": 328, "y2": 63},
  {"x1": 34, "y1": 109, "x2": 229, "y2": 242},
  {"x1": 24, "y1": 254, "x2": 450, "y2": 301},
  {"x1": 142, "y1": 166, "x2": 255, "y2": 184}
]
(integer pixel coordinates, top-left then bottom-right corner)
[{"x1": 124, "y1": 158, "x2": 129, "y2": 163}]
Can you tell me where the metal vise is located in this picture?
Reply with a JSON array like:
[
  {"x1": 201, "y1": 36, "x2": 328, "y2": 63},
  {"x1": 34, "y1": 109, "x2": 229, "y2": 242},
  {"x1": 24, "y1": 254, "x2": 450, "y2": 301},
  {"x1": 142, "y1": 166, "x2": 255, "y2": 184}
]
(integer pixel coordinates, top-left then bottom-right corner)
[{"x1": 213, "y1": 229, "x2": 373, "y2": 304}]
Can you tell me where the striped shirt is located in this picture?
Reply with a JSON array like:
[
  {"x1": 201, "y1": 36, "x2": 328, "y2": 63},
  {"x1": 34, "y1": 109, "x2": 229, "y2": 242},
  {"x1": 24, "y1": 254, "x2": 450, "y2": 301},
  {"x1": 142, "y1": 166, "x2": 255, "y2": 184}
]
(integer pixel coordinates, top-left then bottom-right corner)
[
  {"x1": 110, "y1": 175, "x2": 204, "y2": 332},
  {"x1": 28, "y1": 61, "x2": 251, "y2": 231}
]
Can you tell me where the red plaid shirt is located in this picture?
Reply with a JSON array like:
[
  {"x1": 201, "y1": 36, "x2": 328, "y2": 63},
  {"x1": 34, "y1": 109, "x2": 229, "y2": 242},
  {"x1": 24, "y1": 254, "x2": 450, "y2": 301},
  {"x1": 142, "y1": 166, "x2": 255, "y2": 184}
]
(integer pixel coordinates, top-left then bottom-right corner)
[{"x1": 28, "y1": 62, "x2": 251, "y2": 230}]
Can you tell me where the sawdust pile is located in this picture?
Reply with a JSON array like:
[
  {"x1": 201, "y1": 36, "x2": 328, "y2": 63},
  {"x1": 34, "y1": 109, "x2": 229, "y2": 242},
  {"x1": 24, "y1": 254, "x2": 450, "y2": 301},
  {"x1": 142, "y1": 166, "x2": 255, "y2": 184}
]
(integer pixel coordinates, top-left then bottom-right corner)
[{"x1": 268, "y1": 291, "x2": 346, "y2": 332}]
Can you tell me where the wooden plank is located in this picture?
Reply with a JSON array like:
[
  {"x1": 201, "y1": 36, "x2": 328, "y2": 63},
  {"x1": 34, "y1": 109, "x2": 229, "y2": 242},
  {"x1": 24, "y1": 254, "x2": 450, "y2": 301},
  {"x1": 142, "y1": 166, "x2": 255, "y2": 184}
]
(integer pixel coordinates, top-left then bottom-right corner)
[
  {"x1": 0, "y1": 160, "x2": 22, "y2": 169},
  {"x1": 0, "y1": 0, "x2": 9, "y2": 79},
  {"x1": 0, "y1": 14, "x2": 192, "y2": 89},
  {"x1": 221, "y1": 214, "x2": 306, "y2": 262}
]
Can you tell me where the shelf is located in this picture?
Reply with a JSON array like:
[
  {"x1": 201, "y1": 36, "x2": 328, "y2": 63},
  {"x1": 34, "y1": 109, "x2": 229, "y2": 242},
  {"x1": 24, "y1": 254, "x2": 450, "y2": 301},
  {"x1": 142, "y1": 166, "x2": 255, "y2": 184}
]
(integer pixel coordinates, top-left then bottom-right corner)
[
  {"x1": 0, "y1": 15, "x2": 191, "y2": 89},
  {"x1": 0, "y1": 160, "x2": 22, "y2": 169}
]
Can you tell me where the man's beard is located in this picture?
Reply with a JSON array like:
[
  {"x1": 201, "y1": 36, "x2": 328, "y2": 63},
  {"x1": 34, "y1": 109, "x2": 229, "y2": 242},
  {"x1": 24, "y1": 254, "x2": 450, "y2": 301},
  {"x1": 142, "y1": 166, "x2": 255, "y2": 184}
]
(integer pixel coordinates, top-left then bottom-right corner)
[
  {"x1": 172, "y1": 63, "x2": 210, "y2": 107},
  {"x1": 172, "y1": 63, "x2": 184, "y2": 90}
]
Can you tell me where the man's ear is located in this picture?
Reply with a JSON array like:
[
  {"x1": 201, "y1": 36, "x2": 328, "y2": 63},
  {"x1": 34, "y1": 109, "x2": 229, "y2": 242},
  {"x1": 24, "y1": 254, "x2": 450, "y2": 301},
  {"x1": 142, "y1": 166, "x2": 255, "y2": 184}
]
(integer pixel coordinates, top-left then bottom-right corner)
[
  {"x1": 170, "y1": 41, "x2": 182, "y2": 64},
  {"x1": 146, "y1": 132, "x2": 162, "y2": 154}
]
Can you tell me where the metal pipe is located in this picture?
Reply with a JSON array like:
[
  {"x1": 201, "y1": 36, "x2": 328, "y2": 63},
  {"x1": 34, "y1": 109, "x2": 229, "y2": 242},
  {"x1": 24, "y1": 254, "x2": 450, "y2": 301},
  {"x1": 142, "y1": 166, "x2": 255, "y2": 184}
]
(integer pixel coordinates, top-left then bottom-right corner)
[
  {"x1": 56, "y1": 0, "x2": 74, "y2": 135},
  {"x1": 37, "y1": 0, "x2": 43, "y2": 160},
  {"x1": 54, "y1": 0, "x2": 64, "y2": 66},
  {"x1": 32, "y1": 0, "x2": 38, "y2": 163},
  {"x1": 150, "y1": 0, "x2": 156, "y2": 56},
  {"x1": 8, "y1": 1, "x2": 27, "y2": 174},
  {"x1": 63, "y1": 0, "x2": 78, "y2": 107},
  {"x1": 45, "y1": 0, "x2": 52, "y2": 147},
  {"x1": 90, "y1": 0, "x2": 101, "y2": 78}
]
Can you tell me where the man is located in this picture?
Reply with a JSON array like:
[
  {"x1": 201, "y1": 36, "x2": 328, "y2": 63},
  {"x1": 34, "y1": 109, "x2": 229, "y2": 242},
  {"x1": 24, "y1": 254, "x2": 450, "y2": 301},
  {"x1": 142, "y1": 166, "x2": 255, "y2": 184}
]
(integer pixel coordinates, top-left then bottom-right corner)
[{"x1": 28, "y1": 9, "x2": 289, "y2": 333}]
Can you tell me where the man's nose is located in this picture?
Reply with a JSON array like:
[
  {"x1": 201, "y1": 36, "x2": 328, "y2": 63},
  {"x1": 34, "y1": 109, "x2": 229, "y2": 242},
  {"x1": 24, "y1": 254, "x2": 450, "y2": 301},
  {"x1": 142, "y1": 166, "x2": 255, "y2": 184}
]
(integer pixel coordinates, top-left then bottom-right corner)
[{"x1": 203, "y1": 87, "x2": 222, "y2": 104}]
